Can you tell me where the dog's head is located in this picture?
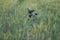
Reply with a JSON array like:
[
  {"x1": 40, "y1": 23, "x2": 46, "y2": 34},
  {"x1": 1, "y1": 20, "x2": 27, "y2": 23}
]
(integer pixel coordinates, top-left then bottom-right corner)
[{"x1": 28, "y1": 8, "x2": 35, "y2": 14}]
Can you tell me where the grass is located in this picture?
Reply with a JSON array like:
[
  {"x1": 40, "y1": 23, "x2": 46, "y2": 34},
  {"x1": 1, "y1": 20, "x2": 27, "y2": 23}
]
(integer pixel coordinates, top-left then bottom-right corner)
[{"x1": 0, "y1": 0, "x2": 60, "y2": 40}]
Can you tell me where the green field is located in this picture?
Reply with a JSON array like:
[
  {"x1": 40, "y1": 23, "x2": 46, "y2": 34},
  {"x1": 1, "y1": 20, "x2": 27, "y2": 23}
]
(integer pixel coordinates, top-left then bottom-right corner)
[{"x1": 0, "y1": 0, "x2": 60, "y2": 40}]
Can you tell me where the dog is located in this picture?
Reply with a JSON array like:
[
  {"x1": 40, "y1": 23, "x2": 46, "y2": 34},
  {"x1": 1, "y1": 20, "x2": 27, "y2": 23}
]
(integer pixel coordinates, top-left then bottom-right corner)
[{"x1": 28, "y1": 8, "x2": 37, "y2": 18}]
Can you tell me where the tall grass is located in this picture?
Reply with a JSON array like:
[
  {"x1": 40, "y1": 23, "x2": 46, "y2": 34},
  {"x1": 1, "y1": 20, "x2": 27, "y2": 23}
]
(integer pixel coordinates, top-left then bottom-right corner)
[{"x1": 0, "y1": 0, "x2": 60, "y2": 40}]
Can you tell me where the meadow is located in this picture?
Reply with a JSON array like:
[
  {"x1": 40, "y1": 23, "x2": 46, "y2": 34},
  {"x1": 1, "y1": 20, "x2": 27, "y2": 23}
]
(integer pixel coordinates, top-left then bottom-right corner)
[{"x1": 0, "y1": 0, "x2": 60, "y2": 40}]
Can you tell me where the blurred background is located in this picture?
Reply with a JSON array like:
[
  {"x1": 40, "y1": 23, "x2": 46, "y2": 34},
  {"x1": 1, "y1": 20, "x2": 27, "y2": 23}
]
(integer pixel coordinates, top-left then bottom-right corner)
[{"x1": 0, "y1": 0, "x2": 60, "y2": 40}]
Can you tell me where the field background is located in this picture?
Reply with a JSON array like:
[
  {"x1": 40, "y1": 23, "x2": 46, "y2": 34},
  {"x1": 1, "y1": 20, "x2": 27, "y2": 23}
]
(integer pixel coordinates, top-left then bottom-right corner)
[{"x1": 0, "y1": 0, "x2": 60, "y2": 40}]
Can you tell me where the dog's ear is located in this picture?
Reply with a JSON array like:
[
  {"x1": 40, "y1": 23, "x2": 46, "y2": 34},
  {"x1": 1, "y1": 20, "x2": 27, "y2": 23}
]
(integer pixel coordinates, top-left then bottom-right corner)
[{"x1": 29, "y1": 15, "x2": 32, "y2": 18}]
